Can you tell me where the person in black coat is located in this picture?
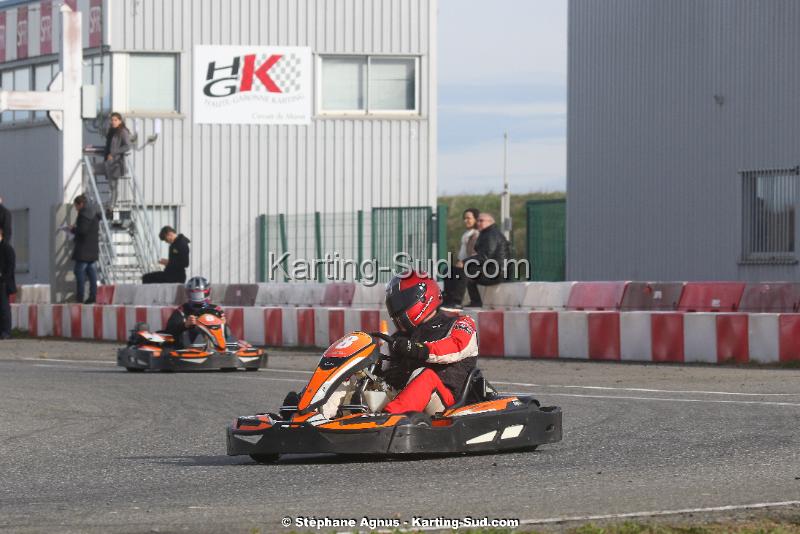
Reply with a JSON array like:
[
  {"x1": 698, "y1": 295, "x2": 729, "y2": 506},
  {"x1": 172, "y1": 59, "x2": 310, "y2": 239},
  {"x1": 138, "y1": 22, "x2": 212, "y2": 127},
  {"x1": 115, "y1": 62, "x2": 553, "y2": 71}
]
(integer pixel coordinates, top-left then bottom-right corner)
[
  {"x1": 142, "y1": 226, "x2": 190, "y2": 284},
  {"x1": 0, "y1": 196, "x2": 12, "y2": 242},
  {"x1": 70, "y1": 195, "x2": 100, "y2": 304},
  {"x1": 462, "y1": 213, "x2": 511, "y2": 307},
  {"x1": 0, "y1": 227, "x2": 17, "y2": 339},
  {"x1": 103, "y1": 113, "x2": 132, "y2": 211}
]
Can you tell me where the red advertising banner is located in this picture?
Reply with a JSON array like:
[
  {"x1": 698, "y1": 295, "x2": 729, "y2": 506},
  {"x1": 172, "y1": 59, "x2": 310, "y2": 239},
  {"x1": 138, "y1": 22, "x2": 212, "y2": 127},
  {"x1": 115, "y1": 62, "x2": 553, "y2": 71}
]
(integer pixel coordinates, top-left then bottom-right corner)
[
  {"x1": 0, "y1": 12, "x2": 6, "y2": 63},
  {"x1": 89, "y1": 0, "x2": 102, "y2": 48},
  {"x1": 40, "y1": 1, "x2": 52, "y2": 55},
  {"x1": 17, "y1": 6, "x2": 28, "y2": 59}
]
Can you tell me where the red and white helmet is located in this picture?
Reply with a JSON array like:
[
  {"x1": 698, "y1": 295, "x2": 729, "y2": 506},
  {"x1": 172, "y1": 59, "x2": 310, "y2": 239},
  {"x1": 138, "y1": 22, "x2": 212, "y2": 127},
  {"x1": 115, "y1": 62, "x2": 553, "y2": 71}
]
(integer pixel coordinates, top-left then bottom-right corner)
[
  {"x1": 385, "y1": 271, "x2": 442, "y2": 332},
  {"x1": 185, "y1": 276, "x2": 211, "y2": 304}
]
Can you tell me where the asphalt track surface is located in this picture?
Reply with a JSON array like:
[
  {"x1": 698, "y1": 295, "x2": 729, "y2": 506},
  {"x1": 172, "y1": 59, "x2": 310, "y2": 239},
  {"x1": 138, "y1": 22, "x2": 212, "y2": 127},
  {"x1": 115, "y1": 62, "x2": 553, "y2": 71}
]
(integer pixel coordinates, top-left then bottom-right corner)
[{"x1": 1, "y1": 339, "x2": 800, "y2": 533}]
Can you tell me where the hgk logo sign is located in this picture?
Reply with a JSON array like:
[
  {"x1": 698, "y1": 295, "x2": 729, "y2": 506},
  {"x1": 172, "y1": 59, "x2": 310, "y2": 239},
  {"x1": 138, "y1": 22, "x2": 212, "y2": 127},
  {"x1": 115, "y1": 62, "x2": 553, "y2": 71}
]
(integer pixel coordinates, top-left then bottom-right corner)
[
  {"x1": 203, "y1": 53, "x2": 303, "y2": 97},
  {"x1": 194, "y1": 45, "x2": 311, "y2": 125}
]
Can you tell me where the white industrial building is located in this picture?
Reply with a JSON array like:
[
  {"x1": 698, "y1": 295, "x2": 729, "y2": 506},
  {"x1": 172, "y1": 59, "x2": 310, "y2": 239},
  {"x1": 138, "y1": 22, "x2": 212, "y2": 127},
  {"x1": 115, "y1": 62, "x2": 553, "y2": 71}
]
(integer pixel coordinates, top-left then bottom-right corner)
[{"x1": 0, "y1": 0, "x2": 437, "y2": 292}]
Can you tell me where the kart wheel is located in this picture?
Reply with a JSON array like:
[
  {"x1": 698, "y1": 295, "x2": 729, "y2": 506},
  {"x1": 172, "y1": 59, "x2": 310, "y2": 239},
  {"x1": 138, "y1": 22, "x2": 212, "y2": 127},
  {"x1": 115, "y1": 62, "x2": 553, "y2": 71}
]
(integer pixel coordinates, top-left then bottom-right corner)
[
  {"x1": 250, "y1": 453, "x2": 279, "y2": 464},
  {"x1": 125, "y1": 367, "x2": 144, "y2": 372}
]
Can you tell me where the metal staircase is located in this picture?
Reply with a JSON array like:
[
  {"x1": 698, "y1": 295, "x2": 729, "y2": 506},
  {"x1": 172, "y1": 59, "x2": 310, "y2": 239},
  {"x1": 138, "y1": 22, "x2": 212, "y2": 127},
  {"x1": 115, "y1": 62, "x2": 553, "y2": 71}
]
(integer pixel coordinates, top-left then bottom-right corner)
[{"x1": 82, "y1": 146, "x2": 161, "y2": 284}]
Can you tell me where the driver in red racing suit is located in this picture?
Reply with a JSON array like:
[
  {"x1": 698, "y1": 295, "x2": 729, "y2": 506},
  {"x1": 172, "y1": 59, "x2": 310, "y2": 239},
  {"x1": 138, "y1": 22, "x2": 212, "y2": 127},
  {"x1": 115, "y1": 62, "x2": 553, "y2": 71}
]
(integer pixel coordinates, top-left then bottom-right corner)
[{"x1": 381, "y1": 271, "x2": 478, "y2": 414}]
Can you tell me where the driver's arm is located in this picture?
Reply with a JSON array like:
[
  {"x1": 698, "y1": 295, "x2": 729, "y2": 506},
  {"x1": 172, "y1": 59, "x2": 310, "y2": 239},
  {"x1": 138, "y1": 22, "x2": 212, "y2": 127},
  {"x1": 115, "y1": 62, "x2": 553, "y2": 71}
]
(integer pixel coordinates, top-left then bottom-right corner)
[
  {"x1": 164, "y1": 308, "x2": 188, "y2": 338},
  {"x1": 423, "y1": 316, "x2": 478, "y2": 364}
]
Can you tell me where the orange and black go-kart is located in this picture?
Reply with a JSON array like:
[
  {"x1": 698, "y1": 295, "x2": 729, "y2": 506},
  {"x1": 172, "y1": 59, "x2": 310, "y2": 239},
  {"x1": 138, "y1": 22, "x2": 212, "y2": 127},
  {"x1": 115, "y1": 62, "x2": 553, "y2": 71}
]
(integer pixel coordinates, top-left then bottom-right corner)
[
  {"x1": 227, "y1": 331, "x2": 561, "y2": 463},
  {"x1": 117, "y1": 312, "x2": 267, "y2": 372}
]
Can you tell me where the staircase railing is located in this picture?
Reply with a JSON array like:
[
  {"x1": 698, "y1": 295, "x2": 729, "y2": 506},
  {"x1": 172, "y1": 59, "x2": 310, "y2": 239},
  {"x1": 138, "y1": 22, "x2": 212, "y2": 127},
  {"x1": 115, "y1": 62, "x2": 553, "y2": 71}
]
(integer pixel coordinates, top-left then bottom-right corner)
[
  {"x1": 125, "y1": 155, "x2": 161, "y2": 269},
  {"x1": 81, "y1": 147, "x2": 162, "y2": 283}
]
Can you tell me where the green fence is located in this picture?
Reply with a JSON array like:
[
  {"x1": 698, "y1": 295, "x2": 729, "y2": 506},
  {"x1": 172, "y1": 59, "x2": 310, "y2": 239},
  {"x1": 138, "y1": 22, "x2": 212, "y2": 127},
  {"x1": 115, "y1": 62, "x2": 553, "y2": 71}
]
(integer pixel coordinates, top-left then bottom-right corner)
[
  {"x1": 526, "y1": 199, "x2": 566, "y2": 281},
  {"x1": 258, "y1": 207, "x2": 439, "y2": 283}
]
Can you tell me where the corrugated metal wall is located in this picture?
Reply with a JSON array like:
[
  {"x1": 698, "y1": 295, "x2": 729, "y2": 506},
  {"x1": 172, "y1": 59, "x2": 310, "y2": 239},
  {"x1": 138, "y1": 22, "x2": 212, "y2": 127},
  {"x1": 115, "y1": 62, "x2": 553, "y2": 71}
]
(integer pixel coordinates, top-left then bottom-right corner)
[
  {"x1": 568, "y1": 0, "x2": 800, "y2": 281},
  {"x1": 109, "y1": 0, "x2": 436, "y2": 283}
]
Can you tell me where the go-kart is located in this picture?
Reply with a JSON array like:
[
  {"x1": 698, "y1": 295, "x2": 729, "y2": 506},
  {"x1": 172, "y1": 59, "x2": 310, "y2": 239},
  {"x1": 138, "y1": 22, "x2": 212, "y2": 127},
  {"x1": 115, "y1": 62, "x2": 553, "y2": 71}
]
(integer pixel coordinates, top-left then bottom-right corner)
[
  {"x1": 117, "y1": 312, "x2": 267, "y2": 372},
  {"x1": 227, "y1": 331, "x2": 561, "y2": 462}
]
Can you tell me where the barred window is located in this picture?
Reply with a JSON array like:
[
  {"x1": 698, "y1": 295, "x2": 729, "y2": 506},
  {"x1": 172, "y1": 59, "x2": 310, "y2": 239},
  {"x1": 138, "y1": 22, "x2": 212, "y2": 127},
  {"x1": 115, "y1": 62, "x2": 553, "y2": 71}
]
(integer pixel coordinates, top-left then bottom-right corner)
[{"x1": 741, "y1": 167, "x2": 799, "y2": 264}]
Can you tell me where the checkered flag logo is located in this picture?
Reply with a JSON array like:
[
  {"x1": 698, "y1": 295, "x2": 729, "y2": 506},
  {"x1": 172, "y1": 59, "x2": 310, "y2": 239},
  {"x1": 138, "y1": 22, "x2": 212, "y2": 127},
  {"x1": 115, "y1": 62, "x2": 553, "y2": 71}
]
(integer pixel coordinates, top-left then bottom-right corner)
[{"x1": 250, "y1": 53, "x2": 302, "y2": 93}]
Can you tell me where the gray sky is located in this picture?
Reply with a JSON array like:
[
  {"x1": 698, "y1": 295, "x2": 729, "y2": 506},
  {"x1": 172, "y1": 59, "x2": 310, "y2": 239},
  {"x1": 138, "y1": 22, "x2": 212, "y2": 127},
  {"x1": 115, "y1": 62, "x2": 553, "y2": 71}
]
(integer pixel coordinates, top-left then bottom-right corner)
[{"x1": 438, "y1": 0, "x2": 567, "y2": 195}]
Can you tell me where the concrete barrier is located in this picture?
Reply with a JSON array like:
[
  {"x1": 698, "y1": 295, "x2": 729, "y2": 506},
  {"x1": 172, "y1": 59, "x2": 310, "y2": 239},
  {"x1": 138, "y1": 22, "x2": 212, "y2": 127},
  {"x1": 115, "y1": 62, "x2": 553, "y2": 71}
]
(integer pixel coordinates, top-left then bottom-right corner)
[
  {"x1": 352, "y1": 284, "x2": 385, "y2": 308},
  {"x1": 521, "y1": 282, "x2": 575, "y2": 310},
  {"x1": 15, "y1": 284, "x2": 51, "y2": 304},
  {"x1": 10, "y1": 303, "x2": 800, "y2": 365}
]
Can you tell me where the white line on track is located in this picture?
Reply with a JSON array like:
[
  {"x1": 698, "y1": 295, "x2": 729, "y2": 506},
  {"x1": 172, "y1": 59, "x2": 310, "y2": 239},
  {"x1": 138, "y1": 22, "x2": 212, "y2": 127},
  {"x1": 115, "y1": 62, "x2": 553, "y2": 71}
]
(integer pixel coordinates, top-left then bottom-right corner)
[
  {"x1": 233, "y1": 375, "x2": 308, "y2": 384},
  {"x1": 494, "y1": 380, "x2": 800, "y2": 397},
  {"x1": 505, "y1": 391, "x2": 800, "y2": 407},
  {"x1": 518, "y1": 500, "x2": 800, "y2": 526},
  {"x1": 22, "y1": 358, "x2": 115, "y2": 365},
  {"x1": 341, "y1": 501, "x2": 800, "y2": 534}
]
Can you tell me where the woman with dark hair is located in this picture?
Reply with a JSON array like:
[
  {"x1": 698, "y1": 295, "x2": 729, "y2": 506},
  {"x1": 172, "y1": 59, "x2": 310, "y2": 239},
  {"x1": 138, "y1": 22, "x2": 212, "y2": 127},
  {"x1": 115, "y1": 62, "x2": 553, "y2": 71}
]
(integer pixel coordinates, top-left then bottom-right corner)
[
  {"x1": 103, "y1": 112, "x2": 132, "y2": 212},
  {"x1": 442, "y1": 208, "x2": 480, "y2": 308}
]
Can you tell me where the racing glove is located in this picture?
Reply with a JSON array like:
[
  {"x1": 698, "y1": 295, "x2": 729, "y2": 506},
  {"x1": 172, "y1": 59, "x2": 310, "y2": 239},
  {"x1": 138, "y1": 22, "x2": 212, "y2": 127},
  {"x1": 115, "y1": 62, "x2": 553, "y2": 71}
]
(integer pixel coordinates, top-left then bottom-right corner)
[{"x1": 390, "y1": 335, "x2": 430, "y2": 362}]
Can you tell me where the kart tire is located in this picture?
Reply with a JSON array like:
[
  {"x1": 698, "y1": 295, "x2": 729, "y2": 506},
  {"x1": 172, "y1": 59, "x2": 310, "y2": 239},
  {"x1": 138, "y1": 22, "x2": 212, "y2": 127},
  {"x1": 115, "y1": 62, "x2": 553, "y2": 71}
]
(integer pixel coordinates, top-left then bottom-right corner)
[
  {"x1": 125, "y1": 367, "x2": 144, "y2": 372},
  {"x1": 245, "y1": 367, "x2": 259, "y2": 372},
  {"x1": 250, "y1": 453, "x2": 279, "y2": 464}
]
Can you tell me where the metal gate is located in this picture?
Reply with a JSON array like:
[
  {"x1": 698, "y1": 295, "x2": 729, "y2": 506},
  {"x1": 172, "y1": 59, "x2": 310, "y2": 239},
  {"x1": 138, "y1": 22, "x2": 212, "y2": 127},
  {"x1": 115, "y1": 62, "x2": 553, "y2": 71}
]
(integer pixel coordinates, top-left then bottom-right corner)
[
  {"x1": 526, "y1": 199, "x2": 566, "y2": 281},
  {"x1": 371, "y1": 207, "x2": 434, "y2": 281}
]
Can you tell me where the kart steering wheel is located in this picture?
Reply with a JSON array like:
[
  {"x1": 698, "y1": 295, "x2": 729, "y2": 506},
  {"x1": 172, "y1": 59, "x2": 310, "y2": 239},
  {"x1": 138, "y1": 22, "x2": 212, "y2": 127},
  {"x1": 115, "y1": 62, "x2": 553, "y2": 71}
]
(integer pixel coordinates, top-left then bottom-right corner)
[{"x1": 369, "y1": 332, "x2": 394, "y2": 344}]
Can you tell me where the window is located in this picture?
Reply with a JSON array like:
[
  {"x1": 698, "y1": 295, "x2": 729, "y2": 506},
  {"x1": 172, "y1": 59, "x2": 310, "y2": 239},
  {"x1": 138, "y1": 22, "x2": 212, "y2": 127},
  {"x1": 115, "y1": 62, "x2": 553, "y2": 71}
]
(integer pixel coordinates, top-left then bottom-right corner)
[
  {"x1": 741, "y1": 167, "x2": 799, "y2": 264},
  {"x1": 0, "y1": 67, "x2": 32, "y2": 124},
  {"x1": 83, "y1": 55, "x2": 111, "y2": 113},
  {"x1": 321, "y1": 57, "x2": 366, "y2": 111},
  {"x1": 128, "y1": 54, "x2": 178, "y2": 113},
  {"x1": 34, "y1": 63, "x2": 57, "y2": 120},
  {"x1": 10, "y1": 209, "x2": 29, "y2": 273},
  {"x1": 0, "y1": 71, "x2": 12, "y2": 123},
  {"x1": 319, "y1": 55, "x2": 418, "y2": 115},
  {"x1": 368, "y1": 58, "x2": 416, "y2": 111},
  {"x1": 12, "y1": 68, "x2": 31, "y2": 122}
]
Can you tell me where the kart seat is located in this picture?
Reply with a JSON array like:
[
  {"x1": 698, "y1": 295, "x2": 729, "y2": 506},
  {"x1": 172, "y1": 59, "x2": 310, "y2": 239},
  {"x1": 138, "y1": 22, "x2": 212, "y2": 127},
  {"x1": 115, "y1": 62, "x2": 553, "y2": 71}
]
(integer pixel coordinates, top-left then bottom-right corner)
[{"x1": 448, "y1": 368, "x2": 497, "y2": 410}]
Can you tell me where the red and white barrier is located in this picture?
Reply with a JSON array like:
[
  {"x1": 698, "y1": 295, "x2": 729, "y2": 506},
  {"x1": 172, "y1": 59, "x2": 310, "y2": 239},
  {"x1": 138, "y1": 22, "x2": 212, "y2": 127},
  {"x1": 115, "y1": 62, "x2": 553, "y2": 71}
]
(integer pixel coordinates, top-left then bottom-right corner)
[{"x1": 9, "y1": 304, "x2": 800, "y2": 364}]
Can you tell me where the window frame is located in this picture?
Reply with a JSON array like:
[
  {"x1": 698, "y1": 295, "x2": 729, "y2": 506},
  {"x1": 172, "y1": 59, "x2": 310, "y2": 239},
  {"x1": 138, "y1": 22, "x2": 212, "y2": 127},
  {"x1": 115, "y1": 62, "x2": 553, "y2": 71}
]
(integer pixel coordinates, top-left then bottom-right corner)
[
  {"x1": 739, "y1": 167, "x2": 800, "y2": 265},
  {"x1": 119, "y1": 52, "x2": 181, "y2": 116},
  {"x1": 317, "y1": 54, "x2": 420, "y2": 117}
]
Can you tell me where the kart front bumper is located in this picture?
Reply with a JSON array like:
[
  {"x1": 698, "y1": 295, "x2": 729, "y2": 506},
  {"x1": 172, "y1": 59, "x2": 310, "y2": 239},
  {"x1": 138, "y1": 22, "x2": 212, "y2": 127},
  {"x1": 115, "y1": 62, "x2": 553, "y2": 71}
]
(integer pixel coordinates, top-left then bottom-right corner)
[
  {"x1": 117, "y1": 348, "x2": 267, "y2": 371},
  {"x1": 227, "y1": 402, "x2": 562, "y2": 457}
]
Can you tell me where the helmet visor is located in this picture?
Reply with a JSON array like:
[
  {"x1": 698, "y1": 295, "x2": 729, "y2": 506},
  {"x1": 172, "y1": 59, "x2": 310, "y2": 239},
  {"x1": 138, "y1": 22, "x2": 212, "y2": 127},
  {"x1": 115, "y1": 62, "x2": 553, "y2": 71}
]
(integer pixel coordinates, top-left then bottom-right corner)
[
  {"x1": 188, "y1": 289, "x2": 209, "y2": 303},
  {"x1": 386, "y1": 285, "x2": 423, "y2": 318}
]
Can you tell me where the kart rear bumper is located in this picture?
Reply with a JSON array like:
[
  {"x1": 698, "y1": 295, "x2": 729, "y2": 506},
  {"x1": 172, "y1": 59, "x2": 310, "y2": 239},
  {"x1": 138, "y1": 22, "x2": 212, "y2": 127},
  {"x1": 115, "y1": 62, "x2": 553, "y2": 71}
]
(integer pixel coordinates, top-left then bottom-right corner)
[
  {"x1": 227, "y1": 401, "x2": 562, "y2": 457},
  {"x1": 117, "y1": 348, "x2": 267, "y2": 371}
]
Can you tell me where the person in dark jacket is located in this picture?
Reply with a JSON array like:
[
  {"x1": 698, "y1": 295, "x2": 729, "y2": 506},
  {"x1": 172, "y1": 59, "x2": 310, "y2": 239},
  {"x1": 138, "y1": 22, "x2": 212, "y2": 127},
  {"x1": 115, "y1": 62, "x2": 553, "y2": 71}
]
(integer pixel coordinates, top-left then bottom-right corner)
[
  {"x1": 70, "y1": 195, "x2": 100, "y2": 304},
  {"x1": 462, "y1": 213, "x2": 511, "y2": 307},
  {"x1": 0, "y1": 196, "x2": 12, "y2": 242},
  {"x1": 164, "y1": 276, "x2": 225, "y2": 347},
  {"x1": 142, "y1": 226, "x2": 190, "y2": 284},
  {"x1": 103, "y1": 112, "x2": 132, "y2": 211},
  {"x1": 0, "y1": 227, "x2": 16, "y2": 339}
]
